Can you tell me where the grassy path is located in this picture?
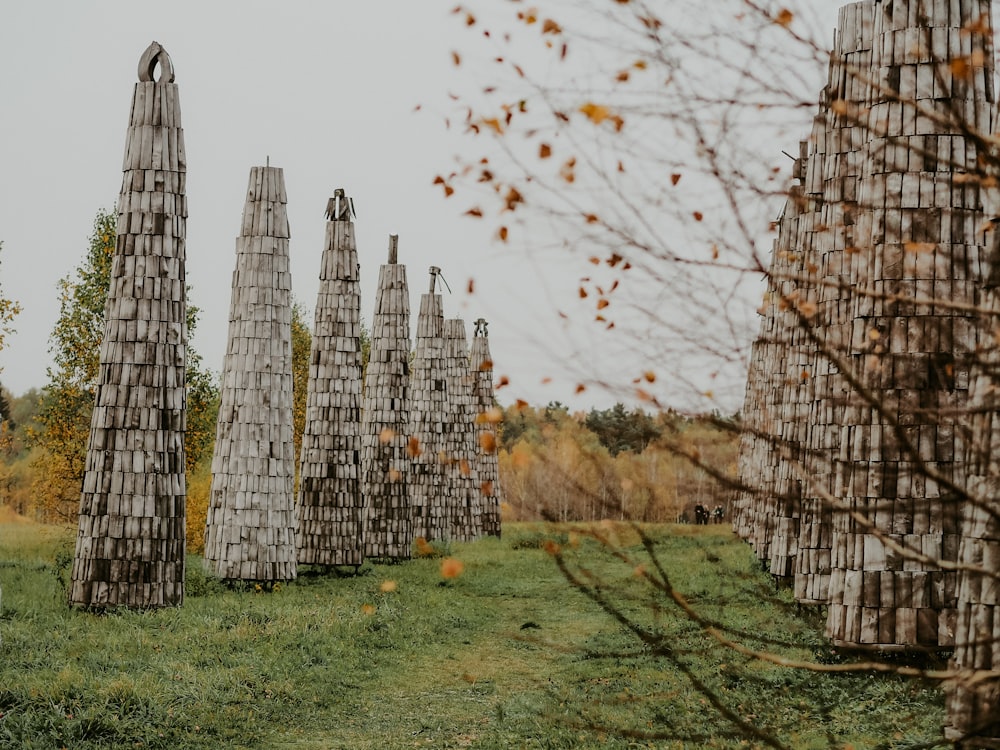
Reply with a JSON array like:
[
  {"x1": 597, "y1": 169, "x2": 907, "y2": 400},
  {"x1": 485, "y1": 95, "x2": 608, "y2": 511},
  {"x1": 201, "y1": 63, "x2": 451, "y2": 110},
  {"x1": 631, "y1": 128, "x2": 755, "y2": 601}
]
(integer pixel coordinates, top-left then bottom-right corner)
[{"x1": 0, "y1": 520, "x2": 946, "y2": 749}]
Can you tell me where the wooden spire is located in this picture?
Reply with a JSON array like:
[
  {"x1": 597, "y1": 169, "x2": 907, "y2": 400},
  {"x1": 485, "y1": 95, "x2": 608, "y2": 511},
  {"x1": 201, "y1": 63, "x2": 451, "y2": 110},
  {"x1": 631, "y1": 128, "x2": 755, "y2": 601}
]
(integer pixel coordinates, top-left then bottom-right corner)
[
  {"x1": 203, "y1": 165, "x2": 297, "y2": 582},
  {"x1": 297, "y1": 189, "x2": 365, "y2": 566},
  {"x1": 70, "y1": 42, "x2": 188, "y2": 608}
]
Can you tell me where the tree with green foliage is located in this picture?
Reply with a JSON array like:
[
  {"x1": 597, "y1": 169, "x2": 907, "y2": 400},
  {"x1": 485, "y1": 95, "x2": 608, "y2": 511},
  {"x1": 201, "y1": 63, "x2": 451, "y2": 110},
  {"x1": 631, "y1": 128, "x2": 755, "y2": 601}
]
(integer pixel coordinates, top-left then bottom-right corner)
[
  {"x1": 0, "y1": 242, "x2": 22, "y2": 371},
  {"x1": 30, "y1": 208, "x2": 218, "y2": 520},
  {"x1": 584, "y1": 403, "x2": 661, "y2": 456}
]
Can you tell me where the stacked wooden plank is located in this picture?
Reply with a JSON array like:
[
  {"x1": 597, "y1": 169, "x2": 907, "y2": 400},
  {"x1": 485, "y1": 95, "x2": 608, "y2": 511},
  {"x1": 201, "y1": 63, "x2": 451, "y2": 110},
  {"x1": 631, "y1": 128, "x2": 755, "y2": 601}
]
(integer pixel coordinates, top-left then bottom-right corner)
[
  {"x1": 795, "y1": 0, "x2": 876, "y2": 606},
  {"x1": 470, "y1": 319, "x2": 502, "y2": 538},
  {"x1": 442, "y1": 318, "x2": 483, "y2": 541},
  {"x1": 361, "y1": 237, "x2": 412, "y2": 560},
  {"x1": 296, "y1": 191, "x2": 364, "y2": 566},
  {"x1": 70, "y1": 42, "x2": 188, "y2": 608},
  {"x1": 408, "y1": 268, "x2": 450, "y2": 542},
  {"x1": 824, "y1": 0, "x2": 992, "y2": 651},
  {"x1": 203, "y1": 166, "x2": 297, "y2": 582}
]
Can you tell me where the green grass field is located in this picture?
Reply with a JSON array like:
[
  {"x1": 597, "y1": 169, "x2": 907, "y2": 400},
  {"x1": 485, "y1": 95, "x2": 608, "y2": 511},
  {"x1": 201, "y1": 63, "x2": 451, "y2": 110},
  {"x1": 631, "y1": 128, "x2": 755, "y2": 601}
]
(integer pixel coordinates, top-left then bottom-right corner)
[{"x1": 0, "y1": 518, "x2": 946, "y2": 749}]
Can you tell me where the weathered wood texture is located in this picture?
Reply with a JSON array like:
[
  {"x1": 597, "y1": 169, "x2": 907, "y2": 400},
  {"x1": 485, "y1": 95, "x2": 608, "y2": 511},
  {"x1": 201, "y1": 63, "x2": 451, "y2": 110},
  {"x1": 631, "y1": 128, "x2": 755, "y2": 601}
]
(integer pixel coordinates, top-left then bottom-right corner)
[
  {"x1": 361, "y1": 238, "x2": 412, "y2": 560},
  {"x1": 795, "y1": 0, "x2": 876, "y2": 606},
  {"x1": 470, "y1": 319, "x2": 502, "y2": 538},
  {"x1": 823, "y1": 0, "x2": 992, "y2": 652},
  {"x1": 947, "y1": 281, "x2": 1000, "y2": 744},
  {"x1": 296, "y1": 192, "x2": 364, "y2": 566},
  {"x1": 203, "y1": 166, "x2": 297, "y2": 582},
  {"x1": 70, "y1": 42, "x2": 188, "y2": 609},
  {"x1": 408, "y1": 272, "x2": 449, "y2": 542},
  {"x1": 443, "y1": 318, "x2": 483, "y2": 542}
]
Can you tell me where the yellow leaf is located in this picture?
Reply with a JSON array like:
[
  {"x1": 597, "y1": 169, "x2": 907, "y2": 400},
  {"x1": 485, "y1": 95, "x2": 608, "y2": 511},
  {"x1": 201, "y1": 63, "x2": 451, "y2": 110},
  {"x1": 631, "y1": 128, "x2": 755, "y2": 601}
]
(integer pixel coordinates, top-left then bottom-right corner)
[{"x1": 579, "y1": 102, "x2": 611, "y2": 124}]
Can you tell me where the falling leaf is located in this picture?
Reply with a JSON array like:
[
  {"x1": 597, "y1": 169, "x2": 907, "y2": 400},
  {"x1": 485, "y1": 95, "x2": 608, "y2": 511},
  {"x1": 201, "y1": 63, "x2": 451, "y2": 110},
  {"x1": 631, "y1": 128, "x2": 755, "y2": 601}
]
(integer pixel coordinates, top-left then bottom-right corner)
[
  {"x1": 774, "y1": 8, "x2": 794, "y2": 27},
  {"x1": 616, "y1": 70, "x2": 630, "y2": 82},
  {"x1": 415, "y1": 537, "x2": 435, "y2": 557},
  {"x1": 467, "y1": 278, "x2": 476, "y2": 294},
  {"x1": 543, "y1": 540, "x2": 562, "y2": 555},
  {"x1": 380, "y1": 580, "x2": 398, "y2": 594},
  {"x1": 361, "y1": 604, "x2": 377, "y2": 616},
  {"x1": 597, "y1": 298, "x2": 610, "y2": 310},
  {"x1": 497, "y1": 375, "x2": 510, "y2": 389},
  {"x1": 585, "y1": 214, "x2": 599, "y2": 224},
  {"x1": 497, "y1": 226, "x2": 509, "y2": 242},
  {"x1": 539, "y1": 143, "x2": 552, "y2": 159},
  {"x1": 575, "y1": 384, "x2": 586, "y2": 394},
  {"x1": 504, "y1": 186, "x2": 524, "y2": 211},
  {"x1": 476, "y1": 407, "x2": 503, "y2": 424},
  {"x1": 542, "y1": 18, "x2": 561, "y2": 34},
  {"x1": 479, "y1": 432, "x2": 498, "y2": 453},
  {"x1": 904, "y1": 241, "x2": 936, "y2": 254},
  {"x1": 560, "y1": 157, "x2": 577, "y2": 183},
  {"x1": 639, "y1": 15, "x2": 662, "y2": 30},
  {"x1": 441, "y1": 557, "x2": 465, "y2": 579},
  {"x1": 644, "y1": 371, "x2": 656, "y2": 383},
  {"x1": 481, "y1": 118, "x2": 504, "y2": 134},
  {"x1": 579, "y1": 287, "x2": 589, "y2": 299},
  {"x1": 407, "y1": 436, "x2": 422, "y2": 458},
  {"x1": 671, "y1": 173, "x2": 682, "y2": 185},
  {"x1": 481, "y1": 480, "x2": 495, "y2": 497},
  {"x1": 379, "y1": 428, "x2": 396, "y2": 445},
  {"x1": 579, "y1": 102, "x2": 612, "y2": 124},
  {"x1": 478, "y1": 358, "x2": 494, "y2": 372},
  {"x1": 465, "y1": 207, "x2": 484, "y2": 218},
  {"x1": 693, "y1": 211, "x2": 704, "y2": 222},
  {"x1": 388, "y1": 468, "x2": 402, "y2": 482},
  {"x1": 451, "y1": 51, "x2": 462, "y2": 66}
]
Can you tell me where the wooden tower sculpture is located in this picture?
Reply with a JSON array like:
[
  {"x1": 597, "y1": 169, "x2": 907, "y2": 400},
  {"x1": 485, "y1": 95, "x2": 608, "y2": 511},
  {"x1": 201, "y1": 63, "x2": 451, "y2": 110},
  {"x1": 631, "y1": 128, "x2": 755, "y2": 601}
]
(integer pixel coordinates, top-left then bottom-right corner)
[
  {"x1": 443, "y1": 318, "x2": 482, "y2": 542},
  {"x1": 822, "y1": 0, "x2": 992, "y2": 651},
  {"x1": 203, "y1": 165, "x2": 297, "y2": 582},
  {"x1": 70, "y1": 42, "x2": 188, "y2": 608},
  {"x1": 361, "y1": 236, "x2": 412, "y2": 560},
  {"x1": 471, "y1": 318, "x2": 502, "y2": 537},
  {"x1": 408, "y1": 267, "x2": 450, "y2": 542},
  {"x1": 296, "y1": 190, "x2": 365, "y2": 567}
]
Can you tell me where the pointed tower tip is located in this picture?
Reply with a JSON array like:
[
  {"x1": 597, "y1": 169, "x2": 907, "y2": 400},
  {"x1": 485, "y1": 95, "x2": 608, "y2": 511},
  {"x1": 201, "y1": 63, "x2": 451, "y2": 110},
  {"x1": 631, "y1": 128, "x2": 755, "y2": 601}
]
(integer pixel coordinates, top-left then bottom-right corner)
[
  {"x1": 388, "y1": 235, "x2": 399, "y2": 264},
  {"x1": 138, "y1": 42, "x2": 175, "y2": 83}
]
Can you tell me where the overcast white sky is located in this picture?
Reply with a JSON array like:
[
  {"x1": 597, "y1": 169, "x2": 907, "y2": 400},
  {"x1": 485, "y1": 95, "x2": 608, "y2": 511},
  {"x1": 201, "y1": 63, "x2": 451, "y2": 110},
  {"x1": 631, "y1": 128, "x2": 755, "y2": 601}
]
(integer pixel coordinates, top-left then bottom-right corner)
[{"x1": 0, "y1": 1, "x2": 842, "y2": 410}]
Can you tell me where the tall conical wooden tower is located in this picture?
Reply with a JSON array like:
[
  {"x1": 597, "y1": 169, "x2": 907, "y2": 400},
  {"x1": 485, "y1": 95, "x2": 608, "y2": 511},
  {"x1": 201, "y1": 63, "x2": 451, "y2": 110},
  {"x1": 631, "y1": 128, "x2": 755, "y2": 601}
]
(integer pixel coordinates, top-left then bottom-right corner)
[
  {"x1": 70, "y1": 42, "x2": 188, "y2": 608},
  {"x1": 408, "y1": 267, "x2": 450, "y2": 542},
  {"x1": 823, "y1": 0, "x2": 992, "y2": 651},
  {"x1": 443, "y1": 318, "x2": 482, "y2": 542},
  {"x1": 471, "y1": 318, "x2": 502, "y2": 537},
  {"x1": 297, "y1": 190, "x2": 365, "y2": 567},
  {"x1": 361, "y1": 236, "x2": 412, "y2": 560},
  {"x1": 203, "y1": 165, "x2": 297, "y2": 582}
]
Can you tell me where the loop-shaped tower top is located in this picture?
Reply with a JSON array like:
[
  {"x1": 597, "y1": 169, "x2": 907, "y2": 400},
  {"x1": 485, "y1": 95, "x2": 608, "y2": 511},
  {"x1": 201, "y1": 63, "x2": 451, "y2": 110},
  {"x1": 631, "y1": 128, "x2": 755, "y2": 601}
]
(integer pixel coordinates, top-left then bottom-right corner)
[
  {"x1": 474, "y1": 318, "x2": 489, "y2": 337},
  {"x1": 138, "y1": 42, "x2": 175, "y2": 83}
]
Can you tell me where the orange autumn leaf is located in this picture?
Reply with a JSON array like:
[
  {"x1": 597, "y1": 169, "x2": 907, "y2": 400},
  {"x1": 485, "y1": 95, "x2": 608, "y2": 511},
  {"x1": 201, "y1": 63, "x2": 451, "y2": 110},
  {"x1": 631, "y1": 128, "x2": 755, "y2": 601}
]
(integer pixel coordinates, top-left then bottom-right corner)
[
  {"x1": 671, "y1": 173, "x2": 682, "y2": 185},
  {"x1": 407, "y1": 436, "x2": 422, "y2": 458},
  {"x1": 379, "y1": 428, "x2": 396, "y2": 445},
  {"x1": 497, "y1": 226, "x2": 509, "y2": 242},
  {"x1": 597, "y1": 298, "x2": 610, "y2": 310},
  {"x1": 460, "y1": 459, "x2": 472, "y2": 476},
  {"x1": 693, "y1": 211, "x2": 704, "y2": 222},
  {"x1": 481, "y1": 480, "x2": 495, "y2": 497},
  {"x1": 388, "y1": 468, "x2": 402, "y2": 482},
  {"x1": 414, "y1": 537, "x2": 435, "y2": 557},
  {"x1": 467, "y1": 278, "x2": 476, "y2": 294},
  {"x1": 451, "y1": 51, "x2": 462, "y2": 66},
  {"x1": 379, "y1": 580, "x2": 398, "y2": 593},
  {"x1": 479, "y1": 431, "x2": 498, "y2": 453},
  {"x1": 644, "y1": 370, "x2": 656, "y2": 383},
  {"x1": 539, "y1": 143, "x2": 552, "y2": 159},
  {"x1": 542, "y1": 18, "x2": 561, "y2": 34},
  {"x1": 361, "y1": 604, "x2": 377, "y2": 616},
  {"x1": 579, "y1": 102, "x2": 612, "y2": 124},
  {"x1": 775, "y1": 8, "x2": 794, "y2": 27},
  {"x1": 575, "y1": 383, "x2": 586, "y2": 394},
  {"x1": 496, "y1": 375, "x2": 510, "y2": 389},
  {"x1": 441, "y1": 557, "x2": 465, "y2": 579},
  {"x1": 465, "y1": 207, "x2": 484, "y2": 218}
]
